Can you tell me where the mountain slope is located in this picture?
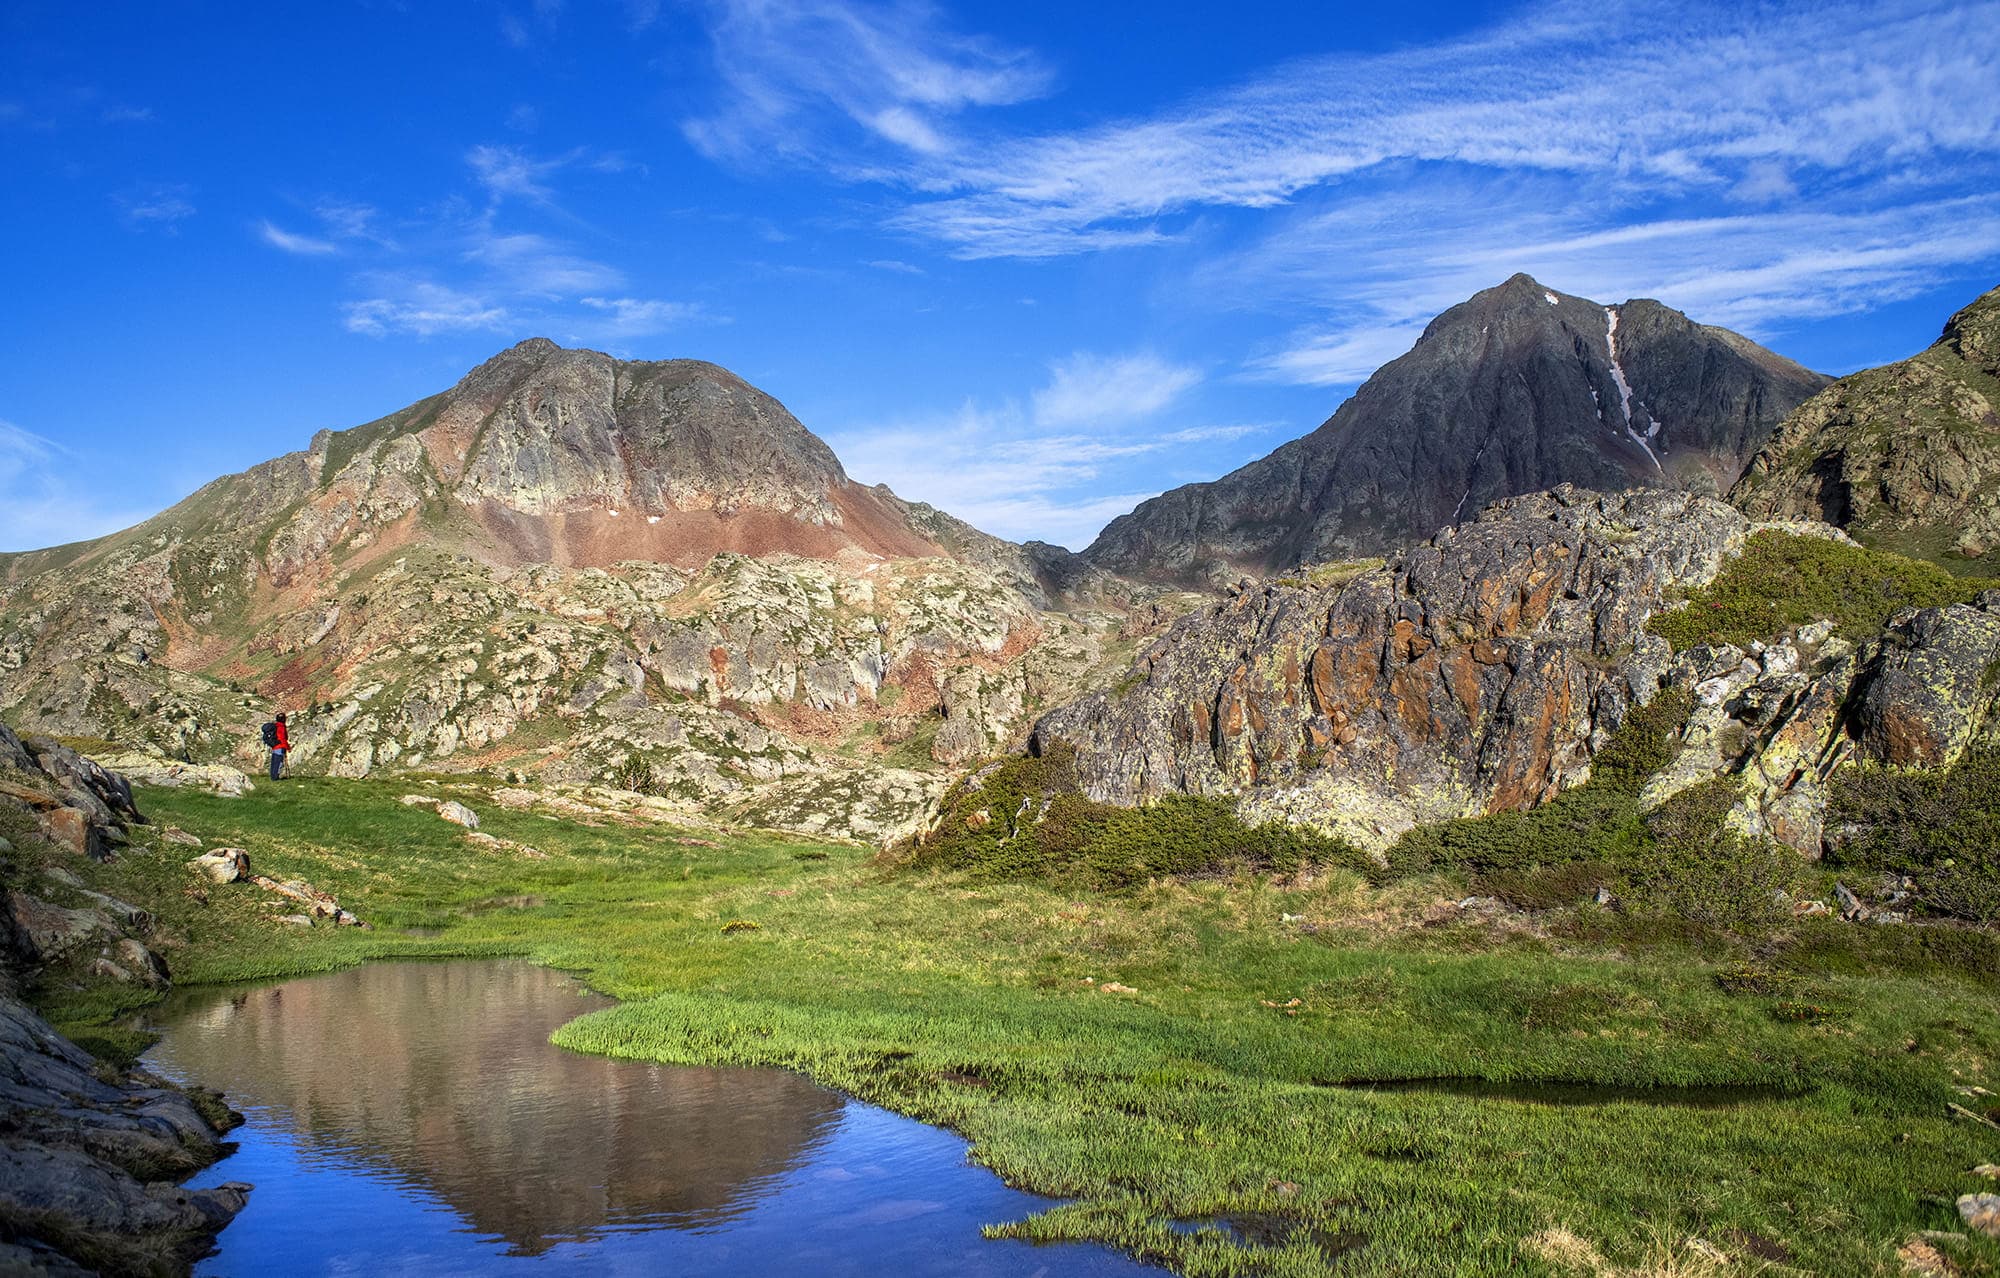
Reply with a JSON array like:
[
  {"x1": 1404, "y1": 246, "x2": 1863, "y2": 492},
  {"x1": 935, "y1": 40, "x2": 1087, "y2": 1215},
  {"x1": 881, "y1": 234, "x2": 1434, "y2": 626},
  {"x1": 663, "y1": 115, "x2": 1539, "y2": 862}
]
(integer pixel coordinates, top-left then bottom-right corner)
[
  {"x1": 1, "y1": 338, "x2": 948, "y2": 590},
  {"x1": 1731, "y1": 282, "x2": 2000, "y2": 572},
  {"x1": 1083, "y1": 274, "x2": 1827, "y2": 584},
  {"x1": 0, "y1": 341, "x2": 1147, "y2": 841}
]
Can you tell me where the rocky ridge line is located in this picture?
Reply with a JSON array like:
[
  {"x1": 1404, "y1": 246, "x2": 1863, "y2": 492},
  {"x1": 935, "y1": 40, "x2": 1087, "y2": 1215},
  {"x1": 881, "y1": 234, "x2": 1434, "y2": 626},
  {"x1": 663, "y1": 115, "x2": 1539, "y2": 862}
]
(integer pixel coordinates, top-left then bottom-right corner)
[{"x1": 1732, "y1": 282, "x2": 2000, "y2": 570}]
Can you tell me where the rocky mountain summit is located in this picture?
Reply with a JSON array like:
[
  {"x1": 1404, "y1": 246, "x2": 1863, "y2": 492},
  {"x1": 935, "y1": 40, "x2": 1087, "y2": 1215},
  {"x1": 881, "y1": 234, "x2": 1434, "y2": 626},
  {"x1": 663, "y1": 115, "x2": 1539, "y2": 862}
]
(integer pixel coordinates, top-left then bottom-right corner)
[
  {"x1": 1084, "y1": 275, "x2": 1827, "y2": 585},
  {"x1": 0, "y1": 342, "x2": 1145, "y2": 841},
  {"x1": 1733, "y1": 283, "x2": 2000, "y2": 572},
  {"x1": 1035, "y1": 486, "x2": 1999, "y2": 854}
]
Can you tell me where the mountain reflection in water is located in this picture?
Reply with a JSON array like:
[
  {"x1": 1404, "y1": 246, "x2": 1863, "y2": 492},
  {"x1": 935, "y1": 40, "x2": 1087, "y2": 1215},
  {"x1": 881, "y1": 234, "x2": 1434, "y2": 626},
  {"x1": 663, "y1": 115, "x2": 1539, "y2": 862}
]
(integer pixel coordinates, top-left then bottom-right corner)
[
  {"x1": 150, "y1": 961, "x2": 840, "y2": 1252},
  {"x1": 148, "y1": 960, "x2": 1160, "y2": 1276}
]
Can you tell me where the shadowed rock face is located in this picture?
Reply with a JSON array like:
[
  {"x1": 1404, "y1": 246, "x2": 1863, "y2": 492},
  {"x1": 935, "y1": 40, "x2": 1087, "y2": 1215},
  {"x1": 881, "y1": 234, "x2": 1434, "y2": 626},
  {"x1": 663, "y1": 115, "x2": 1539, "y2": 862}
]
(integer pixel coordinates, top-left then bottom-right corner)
[
  {"x1": 1083, "y1": 275, "x2": 1827, "y2": 585},
  {"x1": 1732, "y1": 283, "x2": 2000, "y2": 571}
]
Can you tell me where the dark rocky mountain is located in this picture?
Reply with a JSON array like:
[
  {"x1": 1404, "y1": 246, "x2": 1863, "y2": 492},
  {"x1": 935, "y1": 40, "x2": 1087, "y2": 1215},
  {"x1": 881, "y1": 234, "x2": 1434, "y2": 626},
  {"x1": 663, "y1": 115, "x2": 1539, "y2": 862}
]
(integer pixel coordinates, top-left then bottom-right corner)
[
  {"x1": 1083, "y1": 274, "x2": 1827, "y2": 585},
  {"x1": 1732, "y1": 282, "x2": 2000, "y2": 572}
]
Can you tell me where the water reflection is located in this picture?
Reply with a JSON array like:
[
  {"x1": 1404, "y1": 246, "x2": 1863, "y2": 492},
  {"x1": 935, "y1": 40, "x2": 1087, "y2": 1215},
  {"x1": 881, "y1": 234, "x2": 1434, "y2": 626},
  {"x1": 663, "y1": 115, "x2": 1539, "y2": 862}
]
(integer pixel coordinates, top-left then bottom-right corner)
[{"x1": 148, "y1": 961, "x2": 1158, "y2": 1276}]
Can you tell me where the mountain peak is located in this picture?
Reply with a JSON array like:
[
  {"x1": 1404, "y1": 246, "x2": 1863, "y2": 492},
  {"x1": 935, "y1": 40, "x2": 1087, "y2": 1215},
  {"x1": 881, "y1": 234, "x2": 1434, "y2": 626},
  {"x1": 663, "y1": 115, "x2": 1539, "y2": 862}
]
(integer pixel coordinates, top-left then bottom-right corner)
[{"x1": 1083, "y1": 277, "x2": 1829, "y2": 584}]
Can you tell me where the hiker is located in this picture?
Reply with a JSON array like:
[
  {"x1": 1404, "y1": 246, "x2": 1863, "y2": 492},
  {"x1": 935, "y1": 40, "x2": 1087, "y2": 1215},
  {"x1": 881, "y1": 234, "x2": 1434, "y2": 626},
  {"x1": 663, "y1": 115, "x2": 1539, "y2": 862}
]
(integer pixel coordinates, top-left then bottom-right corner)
[{"x1": 262, "y1": 712, "x2": 290, "y2": 781}]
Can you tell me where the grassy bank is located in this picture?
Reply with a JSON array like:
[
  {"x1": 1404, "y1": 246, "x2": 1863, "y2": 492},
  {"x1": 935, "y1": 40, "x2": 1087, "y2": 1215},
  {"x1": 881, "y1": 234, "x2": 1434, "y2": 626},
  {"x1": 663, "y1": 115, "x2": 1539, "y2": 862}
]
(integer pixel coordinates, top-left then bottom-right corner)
[{"x1": 26, "y1": 775, "x2": 2000, "y2": 1277}]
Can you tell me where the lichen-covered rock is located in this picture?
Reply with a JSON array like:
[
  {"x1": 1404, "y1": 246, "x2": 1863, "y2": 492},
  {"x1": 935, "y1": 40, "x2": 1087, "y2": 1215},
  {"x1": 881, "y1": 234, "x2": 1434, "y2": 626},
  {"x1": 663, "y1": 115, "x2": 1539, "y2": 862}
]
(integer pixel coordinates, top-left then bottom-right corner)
[
  {"x1": 435, "y1": 800, "x2": 479, "y2": 829},
  {"x1": 96, "y1": 752, "x2": 254, "y2": 798},
  {"x1": 187, "y1": 848, "x2": 250, "y2": 884},
  {"x1": 1035, "y1": 487, "x2": 1755, "y2": 848},
  {"x1": 1852, "y1": 599, "x2": 2000, "y2": 766}
]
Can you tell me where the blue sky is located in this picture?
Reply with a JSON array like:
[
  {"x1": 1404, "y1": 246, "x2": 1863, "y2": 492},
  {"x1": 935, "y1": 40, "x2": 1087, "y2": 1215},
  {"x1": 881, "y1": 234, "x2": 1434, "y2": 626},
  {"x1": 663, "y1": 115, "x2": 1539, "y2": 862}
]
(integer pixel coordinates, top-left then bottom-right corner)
[{"x1": 3, "y1": 0, "x2": 1998, "y2": 553}]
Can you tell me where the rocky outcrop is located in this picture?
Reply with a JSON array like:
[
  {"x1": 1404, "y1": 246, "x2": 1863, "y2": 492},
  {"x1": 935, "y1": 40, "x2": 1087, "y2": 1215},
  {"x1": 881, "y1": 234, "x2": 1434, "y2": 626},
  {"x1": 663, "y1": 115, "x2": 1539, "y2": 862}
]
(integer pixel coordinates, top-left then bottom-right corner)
[
  {"x1": 1642, "y1": 593, "x2": 2000, "y2": 852},
  {"x1": 0, "y1": 725, "x2": 147, "y2": 864},
  {"x1": 1039, "y1": 487, "x2": 1753, "y2": 846},
  {"x1": 1733, "y1": 283, "x2": 2000, "y2": 570},
  {"x1": 0, "y1": 736, "x2": 250, "y2": 1273},
  {"x1": 0, "y1": 991, "x2": 248, "y2": 1276},
  {"x1": 1083, "y1": 274, "x2": 1826, "y2": 584},
  {"x1": 1034, "y1": 487, "x2": 2000, "y2": 855}
]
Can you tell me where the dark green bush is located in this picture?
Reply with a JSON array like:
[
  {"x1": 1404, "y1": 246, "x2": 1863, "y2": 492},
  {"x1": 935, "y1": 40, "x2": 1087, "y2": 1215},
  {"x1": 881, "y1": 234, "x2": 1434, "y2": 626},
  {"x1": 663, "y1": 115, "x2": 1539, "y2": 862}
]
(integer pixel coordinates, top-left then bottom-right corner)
[
  {"x1": 1649, "y1": 531, "x2": 1994, "y2": 651},
  {"x1": 903, "y1": 746, "x2": 1368, "y2": 891},
  {"x1": 1626, "y1": 780, "x2": 1809, "y2": 933},
  {"x1": 1827, "y1": 748, "x2": 2000, "y2": 922},
  {"x1": 1712, "y1": 961, "x2": 1800, "y2": 997},
  {"x1": 1383, "y1": 787, "x2": 1649, "y2": 880},
  {"x1": 1478, "y1": 859, "x2": 1621, "y2": 911},
  {"x1": 1590, "y1": 688, "x2": 1694, "y2": 794}
]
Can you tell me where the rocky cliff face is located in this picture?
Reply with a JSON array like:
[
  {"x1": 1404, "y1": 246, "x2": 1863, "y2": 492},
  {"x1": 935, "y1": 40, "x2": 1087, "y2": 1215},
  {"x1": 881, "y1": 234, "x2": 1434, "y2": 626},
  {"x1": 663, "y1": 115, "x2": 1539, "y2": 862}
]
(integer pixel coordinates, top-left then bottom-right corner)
[
  {"x1": 1083, "y1": 275, "x2": 1827, "y2": 585},
  {"x1": 1732, "y1": 283, "x2": 2000, "y2": 572},
  {"x1": 1034, "y1": 487, "x2": 2000, "y2": 854},
  {"x1": 0, "y1": 342, "x2": 1147, "y2": 842}
]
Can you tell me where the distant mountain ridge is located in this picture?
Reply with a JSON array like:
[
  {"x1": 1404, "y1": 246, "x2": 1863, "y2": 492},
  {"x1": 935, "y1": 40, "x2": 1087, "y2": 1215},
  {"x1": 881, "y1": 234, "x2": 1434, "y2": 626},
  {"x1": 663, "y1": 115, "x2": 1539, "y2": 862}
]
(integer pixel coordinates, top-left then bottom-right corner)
[{"x1": 1082, "y1": 274, "x2": 1828, "y2": 584}]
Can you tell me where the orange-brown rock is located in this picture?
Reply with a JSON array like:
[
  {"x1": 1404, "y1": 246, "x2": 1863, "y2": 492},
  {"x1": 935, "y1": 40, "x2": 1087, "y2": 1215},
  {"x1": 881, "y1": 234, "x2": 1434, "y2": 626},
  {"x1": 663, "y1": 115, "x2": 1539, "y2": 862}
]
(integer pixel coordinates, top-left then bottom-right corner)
[{"x1": 1034, "y1": 487, "x2": 1754, "y2": 847}]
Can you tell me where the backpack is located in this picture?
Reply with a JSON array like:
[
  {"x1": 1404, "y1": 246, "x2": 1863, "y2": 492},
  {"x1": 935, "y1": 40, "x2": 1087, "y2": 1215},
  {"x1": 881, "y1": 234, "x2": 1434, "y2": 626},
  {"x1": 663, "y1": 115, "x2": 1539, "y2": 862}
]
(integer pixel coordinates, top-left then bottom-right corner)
[{"x1": 261, "y1": 722, "x2": 279, "y2": 748}]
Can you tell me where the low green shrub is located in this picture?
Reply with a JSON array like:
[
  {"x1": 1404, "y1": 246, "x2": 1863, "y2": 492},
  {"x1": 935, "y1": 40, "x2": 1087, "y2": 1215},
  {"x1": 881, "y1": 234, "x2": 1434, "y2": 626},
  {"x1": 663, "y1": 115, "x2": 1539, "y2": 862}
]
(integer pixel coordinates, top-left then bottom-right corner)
[
  {"x1": 1589, "y1": 687, "x2": 1695, "y2": 794},
  {"x1": 1712, "y1": 961, "x2": 1800, "y2": 997},
  {"x1": 1649, "y1": 531, "x2": 1994, "y2": 651},
  {"x1": 1477, "y1": 859, "x2": 1621, "y2": 911},
  {"x1": 902, "y1": 746, "x2": 1367, "y2": 890},
  {"x1": 1383, "y1": 787, "x2": 1649, "y2": 879},
  {"x1": 1380, "y1": 690, "x2": 1692, "y2": 881},
  {"x1": 1827, "y1": 748, "x2": 2000, "y2": 923},
  {"x1": 1619, "y1": 779, "x2": 1810, "y2": 933}
]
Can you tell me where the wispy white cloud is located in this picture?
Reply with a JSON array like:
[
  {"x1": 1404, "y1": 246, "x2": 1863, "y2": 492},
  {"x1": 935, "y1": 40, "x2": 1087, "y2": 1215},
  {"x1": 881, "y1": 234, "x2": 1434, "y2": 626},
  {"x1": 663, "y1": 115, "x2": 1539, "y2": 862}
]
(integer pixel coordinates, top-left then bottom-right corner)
[
  {"x1": 465, "y1": 231, "x2": 625, "y2": 295},
  {"x1": 683, "y1": 0, "x2": 1051, "y2": 167},
  {"x1": 832, "y1": 404, "x2": 1157, "y2": 547},
  {"x1": 314, "y1": 200, "x2": 390, "y2": 246},
  {"x1": 257, "y1": 219, "x2": 338, "y2": 255},
  {"x1": 0, "y1": 420, "x2": 157, "y2": 551},
  {"x1": 116, "y1": 182, "x2": 195, "y2": 230},
  {"x1": 865, "y1": 258, "x2": 924, "y2": 274},
  {"x1": 1030, "y1": 352, "x2": 1201, "y2": 428},
  {"x1": 828, "y1": 355, "x2": 1266, "y2": 546},
  {"x1": 343, "y1": 278, "x2": 511, "y2": 338},
  {"x1": 573, "y1": 296, "x2": 711, "y2": 339},
  {"x1": 498, "y1": 0, "x2": 563, "y2": 50},
  {"x1": 467, "y1": 143, "x2": 568, "y2": 203},
  {"x1": 881, "y1": 0, "x2": 2000, "y2": 259}
]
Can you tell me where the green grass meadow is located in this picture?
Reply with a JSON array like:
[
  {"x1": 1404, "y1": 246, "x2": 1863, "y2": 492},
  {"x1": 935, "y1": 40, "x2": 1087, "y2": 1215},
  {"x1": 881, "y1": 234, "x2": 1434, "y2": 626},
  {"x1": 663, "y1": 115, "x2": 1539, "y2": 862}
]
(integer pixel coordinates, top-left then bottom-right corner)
[{"x1": 19, "y1": 773, "x2": 1996, "y2": 1277}]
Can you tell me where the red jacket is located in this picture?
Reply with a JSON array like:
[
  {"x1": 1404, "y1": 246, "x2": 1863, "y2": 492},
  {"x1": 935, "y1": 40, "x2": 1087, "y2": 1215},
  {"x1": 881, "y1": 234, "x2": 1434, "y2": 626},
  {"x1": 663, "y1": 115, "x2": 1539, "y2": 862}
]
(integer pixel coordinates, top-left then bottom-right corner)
[{"x1": 274, "y1": 721, "x2": 289, "y2": 750}]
